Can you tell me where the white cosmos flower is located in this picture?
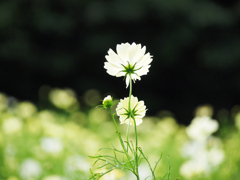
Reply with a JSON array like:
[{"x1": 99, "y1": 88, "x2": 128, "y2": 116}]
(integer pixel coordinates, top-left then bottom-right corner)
[
  {"x1": 116, "y1": 95, "x2": 146, "y2": 126},
  {"x1": 20, "y1": 159, "x2": 42, "y2": 179},
  {"x1": 186, "y1": 116, "x2": 219, "y2": 142},
  {"x1": 65, "y1": 155, "x2": 91, "y2": 173},
  {"x1": 40, "y1": 137, "x2": 63, "y2": 153},
  {"x1": 180, "y1": 159, "x2": 208, "y2": 179},
  {"x1": 104, "y1": 42, "x2": 152, "y2": 88}
]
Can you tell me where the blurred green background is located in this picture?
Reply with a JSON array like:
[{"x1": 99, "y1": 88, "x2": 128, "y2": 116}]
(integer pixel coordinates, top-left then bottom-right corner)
[
  {"x1": 0, "y1": 88, "x2": 240, "y2": 180},
  {"x1": 1, "y1": 0, "x2": 240, "y2": 123},
  {"x1": 1, "y1": 0, "x2": 240, "y2": 179}
]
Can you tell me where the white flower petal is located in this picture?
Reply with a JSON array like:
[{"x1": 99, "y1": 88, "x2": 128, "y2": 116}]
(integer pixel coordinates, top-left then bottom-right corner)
[
  {"x1": 135, "y1": 117, "x2": 143, "y2": 126},
  {"x1": 104, "y1": 62, "x2": 122, "y2": 76},
  {"x1": 130, "y1": 96, "x2": 138, "y2": 110},
  {"x1": 125, "y1": 75, "x2": 130, "y2": 88},
  {"x1": 132, "y1": 45, "x2": 145, "y2": 65},
  {"x1": 128, "y1": 43, "x2": 138, "y2": 63},
  {"x1": 117, "y1": 43, "x2": 130, "y2": 63},
  {"x1": 106, "y1": 49, "x2": 124, "y2": 65},
  {"x1": 136, "y1": 65, "x2": 151, "y2": 76},
  {"x1": 131, "y1": 74, "x2": 141, "y2": 81},
  {"x1": 136, "y1": 53, "x2": 152, "y2": 69}
]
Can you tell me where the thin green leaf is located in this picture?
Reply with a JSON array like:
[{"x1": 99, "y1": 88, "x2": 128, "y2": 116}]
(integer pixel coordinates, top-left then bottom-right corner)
[
  {"x1": 153, "y1": 153, "x2": 162, "y2": 172},
  {"x1": 137, "y1": 147, "x2": 155, "y2": 180},
  {"x1": 97, "y1": 147, "x2": 124, "y2": 154},
  {"x1": 98, "y1": 168, "x2": 115, "y2": 179},
  {"x1": 167, "y1": 155, "x2": 171, "y2": 180},
  {"x1": 125, "y1": 140, "x2": 134, "y2": 155},
  {"x1": 145, "y1": 176, "x2": 152, "y2": 180}
]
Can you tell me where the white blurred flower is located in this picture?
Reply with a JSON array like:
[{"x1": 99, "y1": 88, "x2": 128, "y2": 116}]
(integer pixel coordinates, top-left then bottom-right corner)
[
  {"x1": 186, "y1": 116, "x2": 219, "y2": 141},
  {"x1": 181, "y1": 119, "x2": 225, "y2": 179},
  {"x1": 42, "y1": 175, "x2": 67, "y2": 180},
  {"x1": 126, "y1": 163, "x2": 153, "y2": 180},
  {"x1": 19, "y1": 159, "x2": 42, "y2": 180},
  {"x1": 2, "y1": 117, "x2": 23, "y2": 135},
  {"x1": 139, "y1": 163, "x2": 152, "y2": 180},
  {"x1": 180, "y1": 151, "x2": 217, "y2": 178},
  {"x1": 207, "y1": 148, "x2": 225, "y2": 167},
  {"x1": 116, "y1": 95, "x2": 146, "y2": 126},
  {"x1": 40, "y1": 137, "x2": 63, "y2": 153},
  {"x1": 180, "y1": 159, "x2": 208, "y2": 179},
  {"x1": 181, "y1": 137, "x2": 225, "y2": 178},
  {"x1": 65, "y1": 155, "x2": 91, "y2": 173},
  {"x1": 181, "y1": 141, "x2": 205, "y2": 158},
  {"x1": 104, "y1": 42, "x2": 152, "y2": 88}
]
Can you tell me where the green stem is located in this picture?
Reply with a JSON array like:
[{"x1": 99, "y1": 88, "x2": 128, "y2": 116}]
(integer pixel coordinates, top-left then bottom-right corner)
[
  {"x1": 128, "y1": 74, "x2": 139, "y2": 180},
  {"x1": 109, "y1": 108, "x2": 136, "y2": 173},
  {"x1": 126, "y1": 120, "x2": 131, "y2": 152}
]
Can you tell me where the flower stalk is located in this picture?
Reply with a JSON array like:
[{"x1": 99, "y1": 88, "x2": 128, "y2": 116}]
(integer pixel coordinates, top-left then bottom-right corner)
[
  {"x1": 128, "y1": 74, "x2": 139, "y2": 179},
  {"x1": 89, "y1": 42, "x2": 169, "y2": 180},
  {"x1": 109, "y1": 108, "x2": 135, "y2": 172}
]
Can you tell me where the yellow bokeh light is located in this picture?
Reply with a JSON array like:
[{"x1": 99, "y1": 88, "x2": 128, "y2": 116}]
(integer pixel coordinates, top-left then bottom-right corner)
[
  {"x1": 17, "y1": 101, "x2": 37, "y2": 119},
  {"x1": 49, "y1": 88, "x2": 79, "y2": 110}
]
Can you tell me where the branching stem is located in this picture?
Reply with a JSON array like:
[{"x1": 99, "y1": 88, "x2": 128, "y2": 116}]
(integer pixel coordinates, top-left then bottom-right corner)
[
  {"x1": 109, "y1": 108, "x2": 136, "y2": 174},
  {"x1": 128, "y1": 74, "x2": 139, "y2": 180}
]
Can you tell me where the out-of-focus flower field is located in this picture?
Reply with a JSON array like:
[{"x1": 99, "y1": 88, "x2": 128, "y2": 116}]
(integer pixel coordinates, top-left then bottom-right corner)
[{"x1": 0, "y1": 87, "x2": 240, "y2": 180}]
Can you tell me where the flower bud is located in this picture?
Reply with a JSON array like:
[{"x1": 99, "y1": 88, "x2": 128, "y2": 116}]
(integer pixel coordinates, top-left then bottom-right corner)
[{"x1": 102, "y1": 95, "x2": 113, "y2": 109}]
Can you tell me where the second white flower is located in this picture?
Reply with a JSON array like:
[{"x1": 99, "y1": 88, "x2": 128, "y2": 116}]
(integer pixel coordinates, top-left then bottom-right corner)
[{"x1": 116, "y1": 95, "x2": 146, "y2": 126}]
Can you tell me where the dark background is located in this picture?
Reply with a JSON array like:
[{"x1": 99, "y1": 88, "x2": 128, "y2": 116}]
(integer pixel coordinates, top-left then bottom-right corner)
[{"x1": 1, "y1": 0, "x2": 240, "y2": 124}]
